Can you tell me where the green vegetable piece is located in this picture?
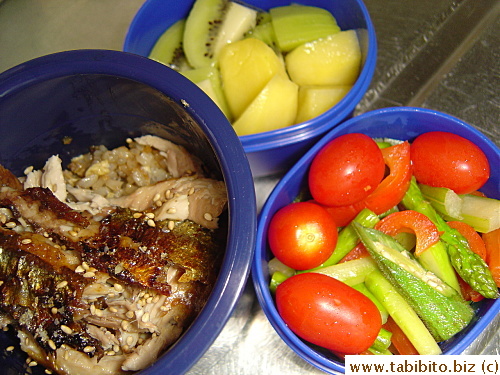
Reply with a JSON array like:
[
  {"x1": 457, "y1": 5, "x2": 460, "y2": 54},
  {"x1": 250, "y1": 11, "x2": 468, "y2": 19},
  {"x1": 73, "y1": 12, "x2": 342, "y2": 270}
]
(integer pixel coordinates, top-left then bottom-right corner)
[
  {"x1": 352, "y1": 283, "x2": 389, "y2": 324},
  {"x1": 309, "y1": 208, "x2": 380, "y2": 270},
  {"x1": 417, "y1": 240, "x2": 461, "y2": 293},
  {"x1": 270, "y1": 4, "x2": 340, "y2": 53},
  {"x1": 269, "y1": 271, "x2": 289, "y2": 293},
  {"x1": 365, "y1": 269, "x2": 442, "y2": 355},
  {"x1": 370, "y1": 328, "x2": 393, "y2": 352},
  {"x1": 354, "y1": 223, "x2": 474, "y2": 342},
  {"x1": 419, "y1": 184, "x2": 463, "y2": 219},
  {"x1": 402, "y1": 178, "x2": 499, "y2": 299},
  {"x1": 309, "y1": 257, "x2": 377, "y2": 286}
]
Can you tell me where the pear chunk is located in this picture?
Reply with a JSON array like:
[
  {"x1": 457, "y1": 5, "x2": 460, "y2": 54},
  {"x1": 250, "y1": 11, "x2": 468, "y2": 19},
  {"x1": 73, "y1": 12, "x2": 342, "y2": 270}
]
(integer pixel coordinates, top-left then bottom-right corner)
[
  {"x1": 219, "y1": 38, "x2": 286, "y2": 119},
  {"x1": 285, "y1": 30, "x2": 361, "y2": 86},
  {"x1": 296, "y1": 85, "x2": 352, "y2": 123},
  {"x1": 232, "y1": 73, "x2": 298, "y2": 136}
]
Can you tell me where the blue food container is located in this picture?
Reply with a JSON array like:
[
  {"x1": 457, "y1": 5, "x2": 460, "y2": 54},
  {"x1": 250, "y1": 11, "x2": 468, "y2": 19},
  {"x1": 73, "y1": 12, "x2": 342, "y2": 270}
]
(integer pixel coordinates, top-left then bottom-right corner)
[
  {"x1": 0, "y1": 49, "x2": 256, "y2": 375},
  {"x1": 123, "y1": 0, "x2": 377, "y2": 177},
  {"x1": 252, "y1": 107, "x2": 500, "y2": 374}
]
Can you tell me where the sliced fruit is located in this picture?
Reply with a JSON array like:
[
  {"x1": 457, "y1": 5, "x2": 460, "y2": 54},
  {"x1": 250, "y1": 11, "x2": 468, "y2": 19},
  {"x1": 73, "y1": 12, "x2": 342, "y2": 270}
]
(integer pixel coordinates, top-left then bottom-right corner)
[
  {"x1": 183, "y1": 0, "x2": 257, "y2": 68},
  {"x1": 232, "y1": 73, "x2": 298, "y2": 136},
  {"x1": 149, "y1": 19, "x2": 191, "y2": 71},
  {"x1": 219, "y1": 37, "x2": 286, "y2": 119},
  {"x1": 285, "y1": 30, "x2": 362, "y2": 86},
  {"x1": 270, "y1": 4, "x2": 340, "y2": 53},
  {"x1": 182, "y1": 66, "x2": 232, "y2": 120},
  {"x1": 296, "y1": 85, "x2": 351, "y2": 123}
]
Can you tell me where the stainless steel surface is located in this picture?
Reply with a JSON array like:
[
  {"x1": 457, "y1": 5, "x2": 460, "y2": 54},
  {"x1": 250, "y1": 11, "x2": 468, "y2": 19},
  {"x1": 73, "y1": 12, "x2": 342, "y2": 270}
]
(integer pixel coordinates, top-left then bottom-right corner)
[{"x1": 0, "y1": 0, "x2": 499, "y2": 374}]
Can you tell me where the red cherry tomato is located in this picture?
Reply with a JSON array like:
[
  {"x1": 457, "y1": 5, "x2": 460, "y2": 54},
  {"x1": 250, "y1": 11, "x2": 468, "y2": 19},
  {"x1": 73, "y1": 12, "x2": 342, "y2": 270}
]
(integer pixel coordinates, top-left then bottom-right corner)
[
  {"x1": 276, "y1": 273, "x2": 382, "y2": 354},
  {"x1": 410, "y1": 131, "x2": 490, "y2": 194},
  {"x1": 268, "y1": 202, "x2": 338, "y2": 270},
  {"x1": 309, "y1": 133, "x2": 385, "y2": 206}
]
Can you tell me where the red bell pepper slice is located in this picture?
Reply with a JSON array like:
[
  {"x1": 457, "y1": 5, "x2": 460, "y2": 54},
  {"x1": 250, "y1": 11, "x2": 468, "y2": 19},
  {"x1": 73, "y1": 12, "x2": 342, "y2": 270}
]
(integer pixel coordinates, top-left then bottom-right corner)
[
  {"x1": 363, "y1": 141, "x2": 412, "y2": 215},
  {"x1": 319, "y1": 142, "x2": 412, "y2": 227},
  {"x1": 374, "y1": 210, "x2": 440, "y2": 255},
  {"x1": 483, "y1": 228, "x2": 500, "y2": 288}
]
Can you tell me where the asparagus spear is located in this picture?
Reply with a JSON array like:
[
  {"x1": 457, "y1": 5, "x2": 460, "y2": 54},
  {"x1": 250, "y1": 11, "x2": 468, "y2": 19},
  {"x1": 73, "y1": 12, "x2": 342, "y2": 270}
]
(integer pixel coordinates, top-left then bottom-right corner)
[
  {"x1": 354, "y1": 223, "x2": 474, "y2": 342},
  {"x1": 402, "y1": 178, "x2": 499, "y2": 299}
]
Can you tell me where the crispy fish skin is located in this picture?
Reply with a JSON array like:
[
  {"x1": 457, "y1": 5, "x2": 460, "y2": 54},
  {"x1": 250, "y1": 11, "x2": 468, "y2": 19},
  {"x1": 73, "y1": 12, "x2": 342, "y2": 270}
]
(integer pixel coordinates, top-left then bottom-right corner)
[
  {"x1": 82, "y1": 208, "x2": 223, "y2": 302},
  {"x1": 0, "y1": 231, "x2": 102, "y2": 357}
]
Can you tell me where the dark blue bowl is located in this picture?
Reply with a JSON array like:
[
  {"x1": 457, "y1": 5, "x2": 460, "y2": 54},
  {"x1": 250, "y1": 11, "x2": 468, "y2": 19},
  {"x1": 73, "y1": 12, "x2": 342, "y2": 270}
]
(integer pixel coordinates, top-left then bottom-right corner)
[
  {"x1": 253, "y1": 107, "x2": 500, "y2": 374},
  {"x1": 0, "y1": 49, "x2": 256, "y2": 375},
  {"x1": 123, "y1": 0, "x2": 377, "y2": 177}
]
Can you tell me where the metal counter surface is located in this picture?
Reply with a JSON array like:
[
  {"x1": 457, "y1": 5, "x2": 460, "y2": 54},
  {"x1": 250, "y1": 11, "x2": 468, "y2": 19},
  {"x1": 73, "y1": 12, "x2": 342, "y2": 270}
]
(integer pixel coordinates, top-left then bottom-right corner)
[{"x1": 0, "y1": 0, "x2": 498, "y2": 374}]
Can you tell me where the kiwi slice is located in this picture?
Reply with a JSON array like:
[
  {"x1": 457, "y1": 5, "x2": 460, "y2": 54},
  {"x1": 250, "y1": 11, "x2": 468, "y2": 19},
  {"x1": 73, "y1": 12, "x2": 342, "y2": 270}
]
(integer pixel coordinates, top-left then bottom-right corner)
[
  {"x1": 270, "y1": 5, "x2": 341, "y2": 53},
  {"x1": 183, "y1": 0, "x2": 258, "y2": 68},
  {"x1": 244, "y1": 12, "x2": 280, "y2": 52},
  {"x1": 182, "y1": 67, "x2": 233, "y2": 120},
  {"x1": 149, "y1": 19, "x2": 191, "y2": 71}
]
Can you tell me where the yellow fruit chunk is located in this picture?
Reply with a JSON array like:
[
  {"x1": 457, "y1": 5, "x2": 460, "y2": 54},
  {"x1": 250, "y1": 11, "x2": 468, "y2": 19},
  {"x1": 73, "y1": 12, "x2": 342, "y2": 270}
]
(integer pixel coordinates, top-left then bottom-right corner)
[
  {"x1": 285, "y1": 30, "x2": 361, "y2": 86},
  {"x1": 232, "y1": 73, "x2": 298, "y2": 136},
  {"x1": 296, "y1": 85, "x2": 352, "y2": 123},
  {"x1": 219, "y1": 38, "x2": 286, "y2": 119}
]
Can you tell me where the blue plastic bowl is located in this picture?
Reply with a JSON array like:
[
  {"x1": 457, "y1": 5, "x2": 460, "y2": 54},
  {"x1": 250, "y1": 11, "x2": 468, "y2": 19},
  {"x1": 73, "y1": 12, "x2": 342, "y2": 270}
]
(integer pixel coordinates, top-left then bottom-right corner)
[
  {"x1": 0, "y1": 49, "x2": 256, "y2": 375},
  {"x1": 252, "y1": 107, "x2": 500, "y2": 374},
  {"x1": 123, "y1": 0, "x2": 377, "y2": 177}
]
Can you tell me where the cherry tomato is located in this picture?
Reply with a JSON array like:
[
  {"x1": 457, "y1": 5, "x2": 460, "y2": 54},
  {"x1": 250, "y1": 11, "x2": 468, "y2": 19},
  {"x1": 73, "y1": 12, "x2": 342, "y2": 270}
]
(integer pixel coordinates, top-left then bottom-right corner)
[
  {"x1": 268, "y1": 202, "x2": 338, "y2": 270},
  {"x1": 309, "y1": 133, "x2": 385, "y2": 206},
  {"x1": 411, "y1": 131, "x2": 490, "y2": 194},
  {"x1": 276, "y1": 273, "x2": 382, "y2": 354}
]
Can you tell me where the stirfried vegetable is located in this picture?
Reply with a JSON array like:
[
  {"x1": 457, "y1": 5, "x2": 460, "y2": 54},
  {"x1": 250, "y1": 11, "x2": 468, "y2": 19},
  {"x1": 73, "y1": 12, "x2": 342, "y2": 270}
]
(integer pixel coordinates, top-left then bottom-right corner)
[{"x1": 401, "y1": 178, "x2": 499, "y2": 299}]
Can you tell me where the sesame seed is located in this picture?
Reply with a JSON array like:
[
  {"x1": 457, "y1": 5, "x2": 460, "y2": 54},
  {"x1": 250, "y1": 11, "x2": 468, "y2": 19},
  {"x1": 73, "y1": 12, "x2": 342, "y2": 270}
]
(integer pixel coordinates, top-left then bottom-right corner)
[
  {"x1": 95, "y1": 309, "x2": 103, "y2": 317},
  {"x1": 155, "y1": 200, "x2": 163, "y2": 207},
  {"x1": 83, "y1": 271, "x2": 95, "y2": 278},
  {"x1": 146, "y1": 212, "x2": 155, "y2": 219},
  {"x1": 168, "y1": 221, "x2": 175, "y2": 230},
  {"x1": 165, "y1": 190, "x2": 172, "y2": 199},
  {"x1": 133, "y1": 212, "x2": 143, "y2": 218},
  {"x1": 147, "y1": 219, "x2": 156, "y2": 227},
  {"x1": 203, "y1": 212, "x2": 213, "y2": 221},
  {"x1": 167, "y1": 207, "x2": 176, "y2": 214},
  {"x1": 75, "y1": 265, "x2": 85, "y2": 273},
  {"x1": 48, "y1": 339, "x2": 56, "y2": 350},
  {"x1": 106, "y1": 350, "x2": 116, "y2": 356},
  {"x1": 83, "y1": 346, "x2": 95, "y2": 353},
  {"x1": 114, "y1": 283, "x2": 123, "y2": 292},
  {"x1": 5, "y1": 222, "x2": 16, "y2": 228},
  {"x1": 90, "y1": 304, "x2": 96, "y2": 315},
  {"x1": 43, "y1": 232, "x2": 49, "y2": 237},
  {"x1": 126, "y1": 336, "x2": 133, "y2": 345},
  {"x1": 51, "y1": 307, "x2": 58, "y2": 314},
  {"x1": 126, "y1": 311, "x2": 135, "y2": 319},
  {"x1": 153, "y1": 193, "x2": 161, "y2": 202},
  {"x1": 6, "y1": 346, "x2": 14, "y2": 351},
  {"x1": 122, "y1": 344, "x2": 130, "y2": 352},
  {"x1": 24, "y1": 166, "x2": 34, "y2": 175},
  {"x1": 146, "y1": 297, "x2": 153, "y2": 304},
  {"x1": 188, "y1": 187, "x2": 195, "y2": 195},
  {"x1": 56, "y1": 281, "x2": 68, "y2": 289},
  {"x1": 21, "y1": 238, "x2": 32, "y2": 244},
  {"x1": 142, "y1": 312, "x2": 150, "y2": 323},
  {"x1": 28, "y1": 360, "x2": 38, "y2": 367},
  {"x1": 45, "y1": 369, "x2": 53, "y2": 374},
  {"x1": 121, "y1": 320, "x2": 130, "y2": 331},
  {"x1": 61, "y1": 325, "x2": 73, "y2": 335},
  {"x1": 68, "y1": 230, "x2": 78, "y2": 237},
  {"x1": 109, "y1": 307, "x2": 118, "y2": 313},
  {"x1": 113, "y1": 345, "x2": 120, "y2": 353},
  {"x1": 0, "y1": 281, "x2": 4, "y2": 286},
  {"x1": 82, "y1": 262, "x2": 90, "y2": 270}
]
